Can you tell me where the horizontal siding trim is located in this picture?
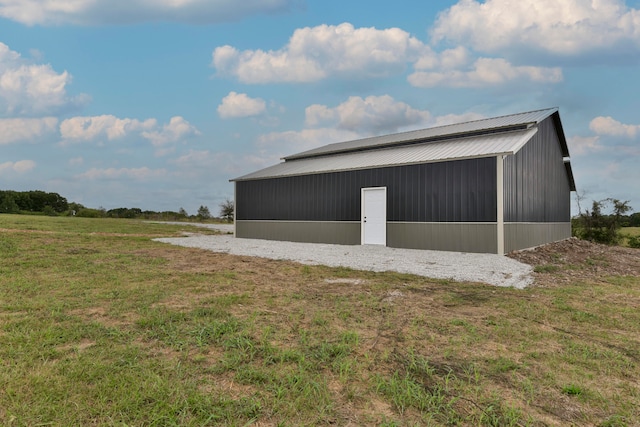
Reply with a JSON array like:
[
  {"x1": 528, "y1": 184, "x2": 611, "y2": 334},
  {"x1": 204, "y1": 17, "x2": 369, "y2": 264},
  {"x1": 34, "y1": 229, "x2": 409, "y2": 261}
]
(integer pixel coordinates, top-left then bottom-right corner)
[
  {"x1": 390, "y1": 221, "x2": 497, "y2": 225},
  {"x1": 236, "y1": 220, "x2": 360, "y2": 223},
  {"x1": 504, "y1": 222, "x2": 570, "y2": 225}
]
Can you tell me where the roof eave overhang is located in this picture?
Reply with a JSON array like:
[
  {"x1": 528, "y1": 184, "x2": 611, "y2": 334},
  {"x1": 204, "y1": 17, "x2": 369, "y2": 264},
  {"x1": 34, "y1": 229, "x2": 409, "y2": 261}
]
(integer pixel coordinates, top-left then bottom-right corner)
[{"x1": 231, "y1": 152, "x2": 513, "y2": 182}]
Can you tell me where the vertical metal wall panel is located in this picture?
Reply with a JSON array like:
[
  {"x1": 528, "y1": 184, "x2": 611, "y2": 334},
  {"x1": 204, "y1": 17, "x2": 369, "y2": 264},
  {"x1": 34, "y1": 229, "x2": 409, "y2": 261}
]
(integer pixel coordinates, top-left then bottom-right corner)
[
  {"x1": 236, "y1": 157, "x2": 498, "y2": 223},
  {"x1": 504, "y1": 223, "x2": 571, "y2": 252},
  {"x1": 236, "y1": 221, "x2": 360, "y2": 245},
  {"x1": 503, "y1": 117, "x2": 571, "y2": 222},
  {"x1": 387, "y1": 223, "x2": 498, "y2": 253}
]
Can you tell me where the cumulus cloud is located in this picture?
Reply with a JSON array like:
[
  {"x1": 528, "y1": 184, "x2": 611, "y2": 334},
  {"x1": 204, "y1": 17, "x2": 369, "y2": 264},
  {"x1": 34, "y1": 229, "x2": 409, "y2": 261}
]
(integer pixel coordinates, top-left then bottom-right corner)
[
  {"x1": 568, "y1": 115, "x2": 640, "y2": 157},
  {"x1": 0, "y1": 42, "x2": 87, "y2": 115},
  {"x1": 0, "y1": 159, "x2": 36, "y2": 174},
  {"x1": 212, "y1": 22, "x2": 566, "y2": 88},
  {"x1": 589, "y1": 116, "x2": 640, "y2": 138},
  {"x1": 60, "y1": 115, "x2": 156, "y2": 143},
  {"x1": 568, "y1": 135, "x2": 603, "y2": 155},
  {"x1": 141, "y1": 116, "x2": 200, "y2": 146},
  {"x1": 0, "y1": 0, "x2": 296, "y2": 26},
  {"x1": 408, "y1": 57, "x2": 563, "y2": 88},
  {"x1": 75, "y1": 167, "x2": 167, "y2": 180},
  {"x1": 0, "y1": 117, "x2": 58, "y2": 144},
  {"x1": 217, "y1": 91, "x2": 266, "y2": 119},
  {"x1": 212, "y1": 22, "x2": 427, "y2": 83},
  {"x1": 305, "y1": 95, "x2": 431, "y2": 134},
  {"x1": 59, "y1": 115, "x2": 199, "y2": 155},
  {"x1": 431, "y1": 0, "x2": 640, "y2": 58},
  {"x1": 250, "y1": 100, "x2": 494, "y2": 171}
]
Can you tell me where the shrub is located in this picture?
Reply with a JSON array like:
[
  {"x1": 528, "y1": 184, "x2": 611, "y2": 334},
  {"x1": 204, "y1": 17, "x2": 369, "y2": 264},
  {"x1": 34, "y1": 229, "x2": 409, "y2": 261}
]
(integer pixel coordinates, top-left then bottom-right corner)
[
  {"x1": 76, "y1": 208, "x2": 105, "y2": 218},
  {"x1": 627, "y1": 235, "x2": 640, "y2": 249},
  {"x1": 573, "y1": 198, "x2": 632, "y2": 245}
]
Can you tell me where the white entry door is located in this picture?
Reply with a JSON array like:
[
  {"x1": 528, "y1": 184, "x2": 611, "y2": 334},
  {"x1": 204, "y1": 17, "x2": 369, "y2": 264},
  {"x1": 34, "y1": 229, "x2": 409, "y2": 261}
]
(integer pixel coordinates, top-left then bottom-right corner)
[{"x1": 361, "y1": 187, "x2": 387, "y2": 245}]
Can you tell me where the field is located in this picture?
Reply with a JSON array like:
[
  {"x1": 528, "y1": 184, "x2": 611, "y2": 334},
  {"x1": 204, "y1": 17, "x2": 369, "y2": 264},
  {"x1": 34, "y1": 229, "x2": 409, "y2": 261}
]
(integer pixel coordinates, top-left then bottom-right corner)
[{"x1": 1, "y1": 215, "x2": 639, "y2": 426}]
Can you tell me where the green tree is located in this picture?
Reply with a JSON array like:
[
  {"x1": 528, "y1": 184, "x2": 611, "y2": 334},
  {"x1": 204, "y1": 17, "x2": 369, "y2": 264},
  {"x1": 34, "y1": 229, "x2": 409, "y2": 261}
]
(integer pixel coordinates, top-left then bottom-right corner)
[
  {"x1": 0, "y1": 192, "x2": 19, "y2": 213},
  {"x1": 219, "y1": 199, "x2": 234, "y2": 222},
  {"x1": 197, "y1": 205, "x2": 211, "y2": 220}
]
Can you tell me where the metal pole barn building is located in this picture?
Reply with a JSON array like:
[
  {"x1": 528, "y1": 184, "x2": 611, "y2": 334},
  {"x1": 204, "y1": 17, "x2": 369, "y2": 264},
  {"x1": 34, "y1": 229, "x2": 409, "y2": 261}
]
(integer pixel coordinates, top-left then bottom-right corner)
[{"x1": 230, "y1": 107, "x2": 576, "y2": 254}]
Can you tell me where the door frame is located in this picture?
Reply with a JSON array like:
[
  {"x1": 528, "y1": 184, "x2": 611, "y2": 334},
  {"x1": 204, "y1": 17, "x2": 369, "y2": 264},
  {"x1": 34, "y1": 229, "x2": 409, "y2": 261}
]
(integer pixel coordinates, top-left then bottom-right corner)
[{"x1": 361, "y1": 186, "x2": 387, "y2": 245}]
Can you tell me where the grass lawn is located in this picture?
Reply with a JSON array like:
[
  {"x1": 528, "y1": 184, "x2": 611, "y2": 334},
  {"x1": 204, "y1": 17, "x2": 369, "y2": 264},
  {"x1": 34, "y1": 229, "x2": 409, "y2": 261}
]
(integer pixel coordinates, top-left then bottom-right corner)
[
  {"x1": 1, "y1": 214, "x2": 639, "y2": 426},
  {"x1": 622, "y1": 227, "x2": 640, "y2": 235}
]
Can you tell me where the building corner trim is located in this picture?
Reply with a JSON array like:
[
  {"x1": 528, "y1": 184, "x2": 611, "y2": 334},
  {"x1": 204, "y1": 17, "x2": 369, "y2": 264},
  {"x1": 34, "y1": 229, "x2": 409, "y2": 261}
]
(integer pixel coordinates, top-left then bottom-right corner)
[{"x1": 496, "y1": 155, "x2": 505, "y2": 255}]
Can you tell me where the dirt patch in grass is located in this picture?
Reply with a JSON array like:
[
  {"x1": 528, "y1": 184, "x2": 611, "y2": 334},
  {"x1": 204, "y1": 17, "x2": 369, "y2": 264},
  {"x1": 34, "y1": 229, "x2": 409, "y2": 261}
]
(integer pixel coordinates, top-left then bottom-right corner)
[
  {"x1": 0, "y1": 228, "x2": 56, "y2": 234},
  {"x1": 508, "y1": 237, "x2": 640, "y2": 286}
]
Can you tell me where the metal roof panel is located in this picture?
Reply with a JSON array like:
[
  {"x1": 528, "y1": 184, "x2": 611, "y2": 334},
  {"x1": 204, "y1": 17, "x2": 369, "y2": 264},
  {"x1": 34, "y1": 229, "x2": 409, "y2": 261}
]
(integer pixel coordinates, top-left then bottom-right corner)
[
  {"x1": 233, "y1": 128, "x2": 537, "y2": 181},
  {"x1": 284, "y1": 107, "x2": 557, "y2": 161}
]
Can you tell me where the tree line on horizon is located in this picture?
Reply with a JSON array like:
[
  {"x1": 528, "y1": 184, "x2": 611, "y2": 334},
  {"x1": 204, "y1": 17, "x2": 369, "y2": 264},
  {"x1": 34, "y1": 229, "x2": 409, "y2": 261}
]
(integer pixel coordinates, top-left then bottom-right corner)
[{"x1": 0, "y1": 190, "x2": 234, "y2": 222}]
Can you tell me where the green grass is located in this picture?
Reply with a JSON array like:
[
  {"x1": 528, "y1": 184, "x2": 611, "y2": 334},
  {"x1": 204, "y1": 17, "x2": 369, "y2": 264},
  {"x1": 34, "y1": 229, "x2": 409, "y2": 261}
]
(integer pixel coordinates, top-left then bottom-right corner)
[
  {"x1": 1, "y1": 214, "x2": 639, "y2": 426},
  {"x1": 622, "y1": 226, "x2": 640, "y2": 237},
  {"x1": 621, "y1": 227, "x2": 640, "y2": 247}
]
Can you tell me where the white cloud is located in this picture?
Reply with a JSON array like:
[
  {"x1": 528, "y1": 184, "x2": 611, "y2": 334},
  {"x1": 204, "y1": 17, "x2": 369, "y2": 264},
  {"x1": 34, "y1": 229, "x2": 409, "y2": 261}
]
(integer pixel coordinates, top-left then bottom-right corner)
[
  {"x1": 305, "y1": 95, "x2": 431, "y2": 134},
  {"x1": 217, "y1": 91, "x2": 266, "y2": 119},
  {"x1": 0, "y1": 117, "x2": 58, "y2": 144},
  {"x1": 568, "y1": 135, "x2": 603, "y2": 155},
  {"x1": 212, "y1": 22, "x2": 427, "y2": 83},
  {"x1": 0, "y1": 0, "x2": 296, "y2": 26},
  {"x1": 408, "y1": 57, "x2": 563, "y2": 88},
  {"x1": 0, "y1": 159, "x2": 36, "y2": 174},
  {"x1": 253, "y1": 98, "x2": 491, "y2": 165},
  {"x1": 75, "y1": 167, "x2": 167, "y2": 180},
  {"x1": 568, "y1": 115, "x2": 640, "y2": 158},
  {"x1": 60, "y1": 115, "x2": 156, "y2": 143},
  {"x1": 589, "y1": 116, "x2": 640, "y2": 138},
  {"x1": 59, "y1": 115, "x2": 199, "y2": 155},
  {"x1": 0, "y1": 42, "x2": 87, "y2": 115},
  {"x1": 141, "y1": 116, "x2": 200, "y2": 147},
  {"x1": 431, "y1": 0, "x2": 640, "y2": 57},
  {"x1": 212, "y1": 22, "x2": 565, "y2": 88}
]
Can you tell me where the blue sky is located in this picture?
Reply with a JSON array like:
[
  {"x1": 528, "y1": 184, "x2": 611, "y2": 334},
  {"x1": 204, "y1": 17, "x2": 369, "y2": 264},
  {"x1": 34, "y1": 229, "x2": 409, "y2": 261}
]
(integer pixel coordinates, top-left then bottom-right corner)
[{"x1": 1, "y1": 0, "x2": 639, "y2": 216}]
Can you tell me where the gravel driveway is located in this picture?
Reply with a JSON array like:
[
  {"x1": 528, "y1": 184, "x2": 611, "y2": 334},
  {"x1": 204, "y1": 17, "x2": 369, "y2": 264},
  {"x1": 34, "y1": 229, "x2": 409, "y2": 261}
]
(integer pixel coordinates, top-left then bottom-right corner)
[{"x1": 153, "y1": 223, "x2": 533, "y2": 289}]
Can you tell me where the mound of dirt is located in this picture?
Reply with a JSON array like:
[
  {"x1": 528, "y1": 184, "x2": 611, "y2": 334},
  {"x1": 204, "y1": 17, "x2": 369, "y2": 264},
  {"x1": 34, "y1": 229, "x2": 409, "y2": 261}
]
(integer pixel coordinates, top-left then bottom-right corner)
[{"x1": 507, "y1": 237, "x2": 640, "y2": 286}]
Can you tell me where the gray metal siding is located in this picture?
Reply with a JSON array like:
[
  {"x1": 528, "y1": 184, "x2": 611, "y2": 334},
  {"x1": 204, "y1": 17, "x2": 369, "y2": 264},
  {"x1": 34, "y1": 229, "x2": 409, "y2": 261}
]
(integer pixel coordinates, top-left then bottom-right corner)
[
  {"x1": 236, "y1": 157, "x2": 497, "y2": 223},
  {"x1": 236, "y1": 221, "x2": 498, "y2": 253},
  {"x1": 503, "y1": 116, "x2": 571, "y2": 222},
  {"x1": 236, "y1": 221, "x2": 360, "y2": 245},
  {"x1": 504, "y1": 223, "x2": 571, "y2": 252},
  {"x1": 388, "y1": 222, "x2": 498, "y2": 253}
]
